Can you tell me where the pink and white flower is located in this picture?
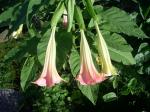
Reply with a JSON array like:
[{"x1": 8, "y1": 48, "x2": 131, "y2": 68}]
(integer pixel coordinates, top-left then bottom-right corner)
[
  {"x1": 76, "y1": 29, "x2": 107, "y2": 85},
  {"x1": 33, "y1": 26, "x2": 64, "y2": 87}
]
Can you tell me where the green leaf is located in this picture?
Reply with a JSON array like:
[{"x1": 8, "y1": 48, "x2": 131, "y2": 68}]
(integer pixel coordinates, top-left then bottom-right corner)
[
  {"x1": 146, "y1": 18, "x2": 150, "y2": 23},
  {"x1": 0, "y1": 3, "x2": 21, "y2": 27},
  {"x1": 101, "y1": 7, "x2": 148, "y2": 38},
  {"x1": 69, "y1": 48, "x2": 80, "y2": 77},
  {"x1": 103, "y1": 92, "x2": 117, "y2": 102},
  {"x1": 89, "y1": 7, "x2": 148, "y2": 38},
  {"x1": 105, "y1": 33, "x2": 136, "y2": 65},
  {"x1": 69, "y1": 48, "x2": 99, "y2": 104},
  {"x1": 112, "y1": 76, "x2": 119, "y2": 89},
  {"x1": 21, "y1": 56, "x2": 37, "y2": 91},
  {"x1": 38, "y1": 29, "x2": 72, "y2": 70},
  {"x1": 127, "y1": 78, "x2": 137, "y2": 88},
  {"x1": 135, "y1": 42, "x2": 150, "y2": 65},
  {"x1": 109, "y1": 47, "x2": 136, "y2": 65},
  {"x1": 103, "y1": 32, "x2": 133, "y2": 52},
  {"x1": 78, "y1": 84, "x2": 99, "y2": 105}
]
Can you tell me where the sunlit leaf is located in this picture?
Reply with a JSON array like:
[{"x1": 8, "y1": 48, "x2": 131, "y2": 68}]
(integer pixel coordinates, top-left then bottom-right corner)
[{"x1": 21, "y1": 56, "x2": 37, "y2": 91}]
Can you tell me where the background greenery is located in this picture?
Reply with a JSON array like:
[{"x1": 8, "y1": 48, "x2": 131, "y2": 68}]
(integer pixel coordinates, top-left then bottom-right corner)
[{"x1": 0, "y1": 0, "x2": 150, "y2": 112}]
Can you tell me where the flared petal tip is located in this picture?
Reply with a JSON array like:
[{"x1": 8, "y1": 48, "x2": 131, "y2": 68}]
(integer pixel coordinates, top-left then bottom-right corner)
[
  {"x1": 32, "y1": 77, "x2": 64, "y2": 87},
  {"x1": 76, "y1": 73, "x2": 107, "y2": 85},
  {"x1": 32, "y1": 78, "x2": 48, "y2": 87}
]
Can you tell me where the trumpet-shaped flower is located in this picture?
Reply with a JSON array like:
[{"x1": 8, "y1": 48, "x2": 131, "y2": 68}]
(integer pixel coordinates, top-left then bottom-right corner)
[
  {"x1": 33, "y1": 26, "x2": 64, "y2": 87},
  {"x1": 95, "y1": 22, "x2": 117, "y2": 76},
  {"x1": 76, "y1": 29, "x2": 107, "y2": 85},
  {"x1": 11, "y1": 24, "x2": 23, "y2": 39}
]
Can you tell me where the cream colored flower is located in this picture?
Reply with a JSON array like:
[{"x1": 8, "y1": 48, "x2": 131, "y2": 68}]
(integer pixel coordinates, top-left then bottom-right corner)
[
  {"x1": 11, "y1": 24, "x2": 23, "y2": 39},
  {"x1": 95, "y1": 22, "x2": 117, "y2": 76}
]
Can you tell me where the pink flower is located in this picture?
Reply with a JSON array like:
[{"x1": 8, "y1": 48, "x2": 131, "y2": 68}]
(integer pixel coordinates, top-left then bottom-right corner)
[
  {"x1": 76, "y1": 29, "x2": 107, "y2": 85},
  {"x1": 33, "y1": 26, "x2": 64, "y2": 87}
]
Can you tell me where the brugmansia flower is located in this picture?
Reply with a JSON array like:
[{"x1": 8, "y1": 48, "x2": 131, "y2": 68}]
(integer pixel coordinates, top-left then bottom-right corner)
[
  {"x1": 76, "y1": 29, "x2": 107, "y2": 85},
  {"x1": 33, "y1": 26, "x2": 64, "y2": 87},
  {"x1": 63, "y1": 9, "x2": 68, "y2": 28},
  {"x1": 11, "y1": 24, "x2": 23, "y2": 39},
  {"x1": 95, "y1": 22, "x2": 117, "y2": 76}
]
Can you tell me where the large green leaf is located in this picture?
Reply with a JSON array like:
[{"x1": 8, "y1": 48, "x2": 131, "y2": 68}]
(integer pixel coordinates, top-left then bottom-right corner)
[
  {"x1": 0, "y1": 3, "x2": 21, "y2": 27},
  {"x1": 89, "y1": 7, "x2": 148, "y2": 38},
  {"x1": 78, "y1": 84, "x2": 99, "y2": 105},
  {"x1": 69, "y1": 48, "x2": 80, "y2": 77},
  {"x1": 37, "y1": 29, "x2": 72, "y2": 70},
  {"x1": 21, "y1": 56, "x2": 37, "y2": 91},
  {"x1": 105, "y1": 32, "x2": 136, "y2": 65},
  {"x1": 109, "y1": 47, "x2": 136, "y2": 65},
  {"x1": 101, "y1": 7, "x2": 148, "y2": 38},
  {"x1": 69, "y1": 48, "x2": 99, "y2": 105},
  {"x1": 103, "y1": 31, "x2": 133, "y2": 52}
]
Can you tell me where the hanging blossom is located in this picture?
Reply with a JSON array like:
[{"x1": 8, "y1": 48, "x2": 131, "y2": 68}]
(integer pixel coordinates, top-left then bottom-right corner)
[
  {"x1": 95, "y1": 22, "x2": 117, "y2": 76},
  {"x1": 63, "y1": 9, "x2": 68, "y2": 28},
  {"x1": 11, "y1": 24, "x2": 23, "y2": 39},
  {"x1": 76, "y1": 29, "x2": 107, "y2": 85},
  {"x1": 33, "y1": 26, "x2": 64, "y2": 87}
]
